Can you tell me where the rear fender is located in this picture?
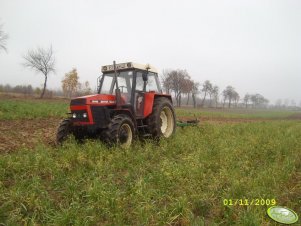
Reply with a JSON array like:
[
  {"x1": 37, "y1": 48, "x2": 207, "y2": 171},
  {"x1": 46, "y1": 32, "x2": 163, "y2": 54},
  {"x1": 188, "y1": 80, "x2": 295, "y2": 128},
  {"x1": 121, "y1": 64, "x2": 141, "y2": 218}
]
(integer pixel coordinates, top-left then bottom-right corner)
[{"x1": 143, "y1": 93, "x2": 172, "y2": 118}]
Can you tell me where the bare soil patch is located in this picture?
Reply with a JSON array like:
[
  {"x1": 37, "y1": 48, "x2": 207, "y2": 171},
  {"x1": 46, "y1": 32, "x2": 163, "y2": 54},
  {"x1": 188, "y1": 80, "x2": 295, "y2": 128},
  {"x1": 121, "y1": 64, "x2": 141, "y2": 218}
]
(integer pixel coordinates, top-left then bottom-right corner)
[
  {"x1": 0, "y1": 92, "x2": 69, "y2": 102},
  {"x1": 287, "y1": 113, "x2": 301, "y2": 120},
  {"x1": 0, "y1": 118, "x2": 61, "y2": 153},
  {"x1": 1, "y1": 114, "x2": 300, "y2": 152}
]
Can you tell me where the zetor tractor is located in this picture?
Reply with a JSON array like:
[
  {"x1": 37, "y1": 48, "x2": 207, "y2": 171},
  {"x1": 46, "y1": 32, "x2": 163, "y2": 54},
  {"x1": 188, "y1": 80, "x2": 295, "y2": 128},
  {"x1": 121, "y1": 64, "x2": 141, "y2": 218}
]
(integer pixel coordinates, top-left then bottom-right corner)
[{"x1": 56, "y1": 61, "x2": 176, "y2": 148}]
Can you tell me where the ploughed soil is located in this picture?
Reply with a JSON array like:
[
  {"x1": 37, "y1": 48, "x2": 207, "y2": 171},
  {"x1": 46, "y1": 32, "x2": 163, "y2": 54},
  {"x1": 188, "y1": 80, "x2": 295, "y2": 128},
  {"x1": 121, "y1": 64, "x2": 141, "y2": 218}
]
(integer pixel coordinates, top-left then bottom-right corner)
[
  {"x1": 287, "y1": 113, "x2": 301, "y2": 120},
  {"x1": 0, "y1": 118, "x2": 61, "y2": 153},
  {"x1": 1, "y1": 114, "x2": 301, "y2": 152}
]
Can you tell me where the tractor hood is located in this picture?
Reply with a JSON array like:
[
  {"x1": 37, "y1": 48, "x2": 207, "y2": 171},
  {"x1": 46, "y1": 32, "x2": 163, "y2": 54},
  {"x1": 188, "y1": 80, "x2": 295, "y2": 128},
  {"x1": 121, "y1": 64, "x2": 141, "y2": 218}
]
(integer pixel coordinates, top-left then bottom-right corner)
[{"x1": 70, "y1": 94, "x2": 116, "y2": 106}]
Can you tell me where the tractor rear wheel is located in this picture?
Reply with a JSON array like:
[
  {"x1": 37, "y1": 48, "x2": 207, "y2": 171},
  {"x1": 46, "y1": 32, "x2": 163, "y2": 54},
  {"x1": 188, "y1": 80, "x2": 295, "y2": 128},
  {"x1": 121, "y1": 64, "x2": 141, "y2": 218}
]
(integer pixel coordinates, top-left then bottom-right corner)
[
  {"x1": 103, "y1": 114, "x2": 135, "y2": 148},
  {"x1": 147, "y1": 97, "x2": 176, "y2": 138},
  {"x1": 56, "y1": 118, "x2": 72, "y2": 144}
]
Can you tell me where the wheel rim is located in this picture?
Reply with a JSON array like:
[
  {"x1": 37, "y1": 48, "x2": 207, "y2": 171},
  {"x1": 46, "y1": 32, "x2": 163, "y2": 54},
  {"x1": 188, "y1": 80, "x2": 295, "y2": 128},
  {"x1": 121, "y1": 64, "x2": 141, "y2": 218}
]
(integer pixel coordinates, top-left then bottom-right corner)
[
  {"x1": 160, "y1": 106, "x2": 174, "y2": 137},
  {"x1": 118, "y1": 123, "x2": 133, "y2": 148}
]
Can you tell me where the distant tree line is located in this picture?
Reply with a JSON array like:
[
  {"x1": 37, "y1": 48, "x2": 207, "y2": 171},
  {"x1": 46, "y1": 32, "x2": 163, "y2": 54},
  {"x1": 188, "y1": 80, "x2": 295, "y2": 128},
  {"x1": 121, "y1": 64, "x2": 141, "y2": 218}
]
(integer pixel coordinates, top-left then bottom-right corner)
[
  {"x1": 161, "y1": 69, "x2": 273, "y2": 109},
  {"x1": 0, "y1": 77, "x2": 92, "y2": 99},
  {"x1": 0, "y1": 84, "x2": 59, "y2": 98}
]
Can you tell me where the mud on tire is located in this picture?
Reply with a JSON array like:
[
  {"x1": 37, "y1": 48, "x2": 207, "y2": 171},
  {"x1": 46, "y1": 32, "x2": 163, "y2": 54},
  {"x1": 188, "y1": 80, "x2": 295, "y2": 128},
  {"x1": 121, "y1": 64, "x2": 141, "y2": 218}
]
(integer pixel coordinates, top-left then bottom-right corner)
[{"x1": 146, "y1": 97, "x2": 176, "y2": 138}]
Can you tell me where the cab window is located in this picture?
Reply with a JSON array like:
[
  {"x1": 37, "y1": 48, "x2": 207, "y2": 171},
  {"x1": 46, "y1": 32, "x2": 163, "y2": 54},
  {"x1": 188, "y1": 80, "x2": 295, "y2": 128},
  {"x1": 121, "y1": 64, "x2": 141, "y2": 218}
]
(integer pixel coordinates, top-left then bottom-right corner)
[{"x1": 135, "y1": 72, "x2": 160, "y2": 92}]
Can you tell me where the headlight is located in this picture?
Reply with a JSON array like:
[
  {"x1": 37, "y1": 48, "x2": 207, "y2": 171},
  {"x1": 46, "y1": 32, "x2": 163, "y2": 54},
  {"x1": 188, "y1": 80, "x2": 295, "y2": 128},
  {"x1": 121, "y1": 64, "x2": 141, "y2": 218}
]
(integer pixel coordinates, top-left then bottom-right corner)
[
  {"x1": 83, "y1": 113, "x2": 87, "y2": 118},
  {"x1": 72, "y1": 113, "x2": 77, "y2": 118}
]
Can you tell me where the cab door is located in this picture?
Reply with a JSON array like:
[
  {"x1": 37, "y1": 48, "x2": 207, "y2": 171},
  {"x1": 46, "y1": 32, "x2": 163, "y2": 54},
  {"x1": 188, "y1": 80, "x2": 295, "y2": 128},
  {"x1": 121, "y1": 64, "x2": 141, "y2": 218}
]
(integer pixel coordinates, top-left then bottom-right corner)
[{"x1": 134, "y1": 71, "x2": 145, "y2": 117}]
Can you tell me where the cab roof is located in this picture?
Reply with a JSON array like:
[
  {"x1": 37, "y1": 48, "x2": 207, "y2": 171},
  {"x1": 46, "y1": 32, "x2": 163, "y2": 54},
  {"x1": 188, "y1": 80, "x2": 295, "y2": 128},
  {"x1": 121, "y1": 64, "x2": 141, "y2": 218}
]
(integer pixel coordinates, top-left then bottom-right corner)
[{"x1": 101, "y1": 62, "x2": 158, "y2": 73}]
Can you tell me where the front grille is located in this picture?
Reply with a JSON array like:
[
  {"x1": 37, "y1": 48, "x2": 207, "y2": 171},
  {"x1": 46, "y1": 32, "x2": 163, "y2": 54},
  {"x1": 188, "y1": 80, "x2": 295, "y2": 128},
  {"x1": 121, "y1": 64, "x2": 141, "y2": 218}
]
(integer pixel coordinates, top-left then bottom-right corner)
[
  {"x1": 70, "y1": 98, "x2": 86, "y2": 106},
  {"x1": 91, "y1": 106, "x2": 110, "y2": 128}
]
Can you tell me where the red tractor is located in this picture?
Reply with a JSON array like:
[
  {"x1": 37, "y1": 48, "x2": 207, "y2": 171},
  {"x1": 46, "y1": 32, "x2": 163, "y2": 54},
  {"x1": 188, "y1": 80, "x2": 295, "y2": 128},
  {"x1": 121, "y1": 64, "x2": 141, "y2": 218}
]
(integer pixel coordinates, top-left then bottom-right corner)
[{"x1": 56, "y1": 61, "x2": 176, "y2": 148}]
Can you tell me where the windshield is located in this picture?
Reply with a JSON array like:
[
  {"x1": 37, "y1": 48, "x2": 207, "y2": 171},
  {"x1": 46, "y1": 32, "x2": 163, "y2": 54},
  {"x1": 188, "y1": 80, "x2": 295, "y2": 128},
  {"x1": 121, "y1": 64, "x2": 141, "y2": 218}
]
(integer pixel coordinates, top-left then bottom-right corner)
[{"x1": 99, "y1": 70, "x2": 133, "y2": 103}]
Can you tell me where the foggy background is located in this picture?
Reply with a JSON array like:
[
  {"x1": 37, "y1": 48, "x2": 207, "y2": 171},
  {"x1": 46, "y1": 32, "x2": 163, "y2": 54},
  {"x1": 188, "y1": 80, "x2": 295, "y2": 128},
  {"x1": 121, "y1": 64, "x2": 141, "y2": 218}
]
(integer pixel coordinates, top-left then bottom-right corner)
[{"x1": 0, "y1": 0, "x2": 300, "y2": 104}]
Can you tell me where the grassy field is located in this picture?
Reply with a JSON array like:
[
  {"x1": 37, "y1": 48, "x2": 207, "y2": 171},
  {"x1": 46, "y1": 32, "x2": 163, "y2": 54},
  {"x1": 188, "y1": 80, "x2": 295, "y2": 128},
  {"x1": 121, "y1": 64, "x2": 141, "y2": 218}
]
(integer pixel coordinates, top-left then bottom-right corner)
[
  {"x1": 176, "y1": 107, "x2": 299, "y2": 120},
  {"x1": 0, "y1": 99, "x2": 69, "y2": 120},
  {"x1": 0, "y1": 98, "x2": 298, "y2": 120},
  {"x1": 0, "y1": 97, "x2": 301, "y2": 225}
]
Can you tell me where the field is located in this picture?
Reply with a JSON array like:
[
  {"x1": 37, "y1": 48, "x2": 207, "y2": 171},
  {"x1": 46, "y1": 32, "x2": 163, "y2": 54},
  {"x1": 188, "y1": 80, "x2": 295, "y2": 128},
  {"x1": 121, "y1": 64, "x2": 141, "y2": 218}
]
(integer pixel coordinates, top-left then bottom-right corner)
[{"x1": 1, "y1": 95, "x2": 301, "y2": 225}]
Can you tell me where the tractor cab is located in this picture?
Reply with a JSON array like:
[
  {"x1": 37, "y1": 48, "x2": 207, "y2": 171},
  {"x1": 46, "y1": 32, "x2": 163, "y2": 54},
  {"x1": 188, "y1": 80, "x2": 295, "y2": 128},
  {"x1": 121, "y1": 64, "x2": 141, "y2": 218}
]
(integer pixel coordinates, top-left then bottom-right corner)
[
  {"x1": 98, "y1": 62, "x2": 162, "y2": 117},
  {"x1": 57, "y1": 61, "x2": 176, "y2": 148}
]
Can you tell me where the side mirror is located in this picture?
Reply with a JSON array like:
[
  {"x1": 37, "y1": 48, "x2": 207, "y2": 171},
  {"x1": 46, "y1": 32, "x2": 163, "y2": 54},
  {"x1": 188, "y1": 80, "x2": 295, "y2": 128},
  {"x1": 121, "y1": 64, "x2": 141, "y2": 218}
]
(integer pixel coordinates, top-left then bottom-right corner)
[{"x1": 142, "y1": 73, "x2": 148, "y2": 82}]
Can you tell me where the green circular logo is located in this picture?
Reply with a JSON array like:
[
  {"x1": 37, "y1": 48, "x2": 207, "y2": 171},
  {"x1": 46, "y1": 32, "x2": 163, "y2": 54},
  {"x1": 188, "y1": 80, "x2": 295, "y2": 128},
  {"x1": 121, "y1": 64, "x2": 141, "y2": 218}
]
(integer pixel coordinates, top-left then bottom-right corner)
[{"x1": 267, "y1": 206, "x2": 299, "y2": 224}]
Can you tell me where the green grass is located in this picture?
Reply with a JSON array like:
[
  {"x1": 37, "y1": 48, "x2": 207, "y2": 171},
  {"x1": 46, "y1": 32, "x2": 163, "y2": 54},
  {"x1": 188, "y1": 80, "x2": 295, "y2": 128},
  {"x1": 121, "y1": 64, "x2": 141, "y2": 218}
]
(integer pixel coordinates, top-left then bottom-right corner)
[
  {"x1": 176, "y1": 108, "x2": 298, "y2": 119},
  {"x1": 0, "y1": 99, "x2": 69, "y2": 120},
  {"x1": 1, "y1": 98, "x2": 298, "y2": 121},
  {"x1": 1, "y1": 121, "x2": 301, "y2": 225}
]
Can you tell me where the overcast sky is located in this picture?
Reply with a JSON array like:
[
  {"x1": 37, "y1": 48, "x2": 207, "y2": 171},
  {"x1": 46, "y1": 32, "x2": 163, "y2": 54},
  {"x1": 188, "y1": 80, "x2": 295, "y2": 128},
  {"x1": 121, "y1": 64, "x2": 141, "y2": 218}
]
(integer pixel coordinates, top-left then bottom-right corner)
[{"x1": 0, "y1": 0, "x2": 300, "y2": 104}]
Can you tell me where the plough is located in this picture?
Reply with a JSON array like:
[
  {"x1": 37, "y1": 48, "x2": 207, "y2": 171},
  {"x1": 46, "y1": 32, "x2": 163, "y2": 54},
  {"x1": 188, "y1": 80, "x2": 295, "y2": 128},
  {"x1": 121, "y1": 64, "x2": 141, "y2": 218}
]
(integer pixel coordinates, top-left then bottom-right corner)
[{"x1": 176, "y1": 118, "x2": 200, "y2": 127}]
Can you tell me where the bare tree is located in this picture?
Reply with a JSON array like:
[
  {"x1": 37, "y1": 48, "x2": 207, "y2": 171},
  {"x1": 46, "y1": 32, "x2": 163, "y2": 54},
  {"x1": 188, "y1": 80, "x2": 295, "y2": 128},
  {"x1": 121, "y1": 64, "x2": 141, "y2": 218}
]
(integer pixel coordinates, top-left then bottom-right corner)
[
  {"x1": 211, "y1": 85, "x2": 219, "y2": 108},
  {"x1": 250, "y1": 93, "x2": 269, "y2": 108},
  {"x1": 201, "y1": 80, "x2": 213, "y2": 107},
  {"x1": 208, "y1": 83, "x2": 217, "y2": 107},
  {"x1": 162, "y1": 70, "x2": 171, "y2": 94},
  {"x1": 162, "y1": 69, "x2": 190, "y2": 107},
  {"x1": 250, "y1": 95, "x2": 257, "y2": 108},
  {"x1": 182, "y1": 78, "x2": 194, "y2": 105},
  {"x1": 0, "y1": 23, "x2": 8, "y2": 53},
  {"x1": 222, "y1": 90, "x2": 227, "y2": 108},
  {"x1": 222, "y1": 86, "x2": 235, "y2": 108},
  {"x1": 23, "y1": 46, "x2": 55, "y2": 98},
  {"x1": 233, "y1": 91, "x2": 240, "y2": 107},
  {"x1": 191, "y1": 81, "x2": 199, "y2": 108},
  {"x1": 243, "y1": 94, "x2": 251, "y2": 108}
]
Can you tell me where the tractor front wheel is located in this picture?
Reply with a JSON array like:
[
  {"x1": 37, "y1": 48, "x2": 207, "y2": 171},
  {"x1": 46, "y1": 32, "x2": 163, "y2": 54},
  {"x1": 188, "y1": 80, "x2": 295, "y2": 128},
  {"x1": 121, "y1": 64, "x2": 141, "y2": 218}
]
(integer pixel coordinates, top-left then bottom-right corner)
[
  {"x1": 103, "y1": 114, "x2": 135, "y2": 148},
  {"x1": 56, "y1": 118, "x2": 72, "y2": 144},
  {"x1": 147, "y1": 97, "x2": 176, "y2": 138}
]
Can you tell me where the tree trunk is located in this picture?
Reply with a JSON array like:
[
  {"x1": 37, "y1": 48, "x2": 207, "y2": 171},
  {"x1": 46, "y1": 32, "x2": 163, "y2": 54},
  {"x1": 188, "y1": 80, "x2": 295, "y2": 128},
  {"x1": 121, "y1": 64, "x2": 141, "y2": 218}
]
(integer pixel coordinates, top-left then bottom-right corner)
[
  {"x1": 40, "y1": 74, "x2": 48, "y2": 98},
  {"x1": 228, "y1": 99, "x2": 231, "y2": 108},
  {"x1": 192, "y1": 93, "x2": 196, "y2": 108},
  {"x1": 186, "y1": 93, "x2": 190, "y2": 105},
  {"x1": 176, "y1": 92, "x2": 182, "y2": 107},
  {"x1": 174, "y1": 92, "x2": 178, "y2": 106},
  {"x1": 201, "y1": 92, "x2": 207, "y2": 107}
]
